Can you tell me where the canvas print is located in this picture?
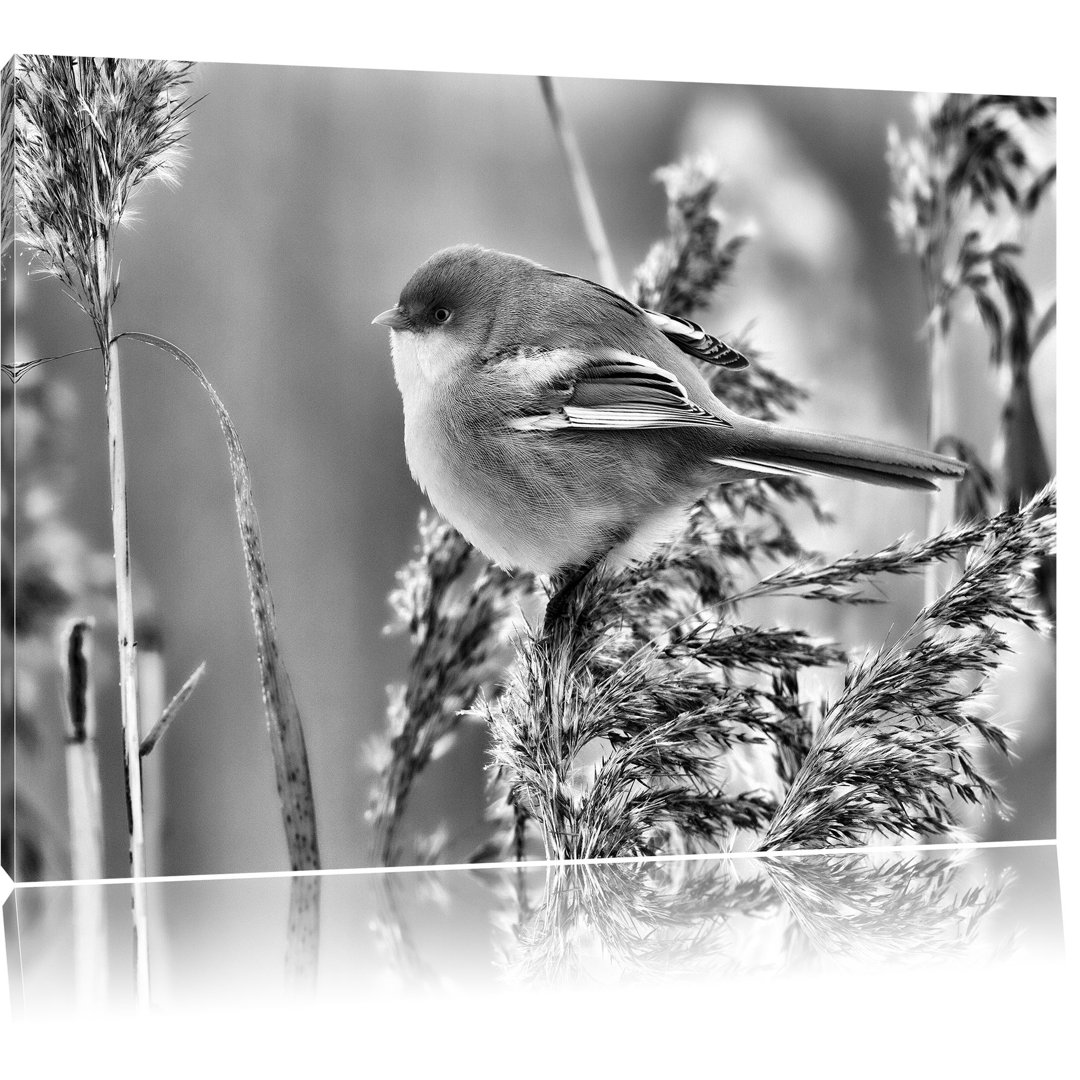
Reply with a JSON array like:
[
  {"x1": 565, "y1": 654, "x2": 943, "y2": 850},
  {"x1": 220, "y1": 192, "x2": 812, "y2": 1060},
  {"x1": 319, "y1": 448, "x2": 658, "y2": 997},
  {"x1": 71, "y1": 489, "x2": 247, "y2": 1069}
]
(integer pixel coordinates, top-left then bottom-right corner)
[{"x1": 1, "y1": 58, "x2": 1056, "y2": 905}]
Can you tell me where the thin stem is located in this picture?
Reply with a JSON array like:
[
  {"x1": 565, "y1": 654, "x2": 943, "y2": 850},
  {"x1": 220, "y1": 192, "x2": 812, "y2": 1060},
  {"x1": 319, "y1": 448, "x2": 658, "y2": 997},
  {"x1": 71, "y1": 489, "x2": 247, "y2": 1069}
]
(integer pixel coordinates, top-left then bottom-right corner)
[
  {"x1": 539, "y1": 75, "x2": 622, "y2": 294},
  {"x1": 924, "y1": 310, "x2": 949, "y2": 607},
  {"x1": 137, "y1": 642, "x2": 166, "y2": 878},
  {"x1": 61, "y1": 619, "x2": 108, "y2": 1007},
  {"x1": 140, "y1": 660, "x2": 206, "y2": 759},
  {"x1": 89, "y1": 163, "x2": 149, "y2": 996},
  {"x1": 62, "y1": 619, "x2": 104, "y2": 880},
  {"x1": 102, "y1": 328, "x2": 150, "y2": 1005}
]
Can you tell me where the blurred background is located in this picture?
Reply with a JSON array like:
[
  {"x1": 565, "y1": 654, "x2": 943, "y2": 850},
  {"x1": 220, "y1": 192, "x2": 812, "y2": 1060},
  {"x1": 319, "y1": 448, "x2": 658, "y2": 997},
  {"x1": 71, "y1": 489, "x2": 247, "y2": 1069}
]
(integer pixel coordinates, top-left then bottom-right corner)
[{"x1": 4, "y1": 63, "x2": 1056, "y2": 879}]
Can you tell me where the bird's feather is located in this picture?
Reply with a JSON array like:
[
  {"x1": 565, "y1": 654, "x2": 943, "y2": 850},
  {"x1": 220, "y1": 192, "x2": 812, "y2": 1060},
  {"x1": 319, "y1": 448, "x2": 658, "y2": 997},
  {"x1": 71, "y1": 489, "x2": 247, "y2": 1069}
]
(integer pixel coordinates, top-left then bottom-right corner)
[
  {"x1": 642, "y1": 309, "x2": 750, "y2": 369},
  {"x1": 721, "y1": 416, "x2": 967, "y2": 491},
  {"x1": 540, "y1": 267, "x2": 749, "y2": 369},
  {"x1": 508, "y1": 349, "x2": 731, "y2": 432}
]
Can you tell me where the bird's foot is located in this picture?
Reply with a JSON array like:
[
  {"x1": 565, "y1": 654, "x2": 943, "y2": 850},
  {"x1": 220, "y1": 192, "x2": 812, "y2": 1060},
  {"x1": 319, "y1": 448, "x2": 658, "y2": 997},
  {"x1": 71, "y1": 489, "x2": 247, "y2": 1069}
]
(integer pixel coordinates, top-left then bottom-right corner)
[{"x1": 542, "y1": 558, "x2": 601, "y2": 638}]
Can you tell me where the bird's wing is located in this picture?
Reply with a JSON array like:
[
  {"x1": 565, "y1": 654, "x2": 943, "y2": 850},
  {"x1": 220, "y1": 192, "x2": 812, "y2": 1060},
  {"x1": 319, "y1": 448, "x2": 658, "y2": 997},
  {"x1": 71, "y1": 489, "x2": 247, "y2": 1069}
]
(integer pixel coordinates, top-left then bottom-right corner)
[
  {"x1": 642, "y1": 309, "x2": 750, "y2": 369},
  {"x1": 539, "y1": 268, "x2": 749, "y2": 369},
  {"x1": 507, "y1": 349, "x2": 731, "y2": 432}
]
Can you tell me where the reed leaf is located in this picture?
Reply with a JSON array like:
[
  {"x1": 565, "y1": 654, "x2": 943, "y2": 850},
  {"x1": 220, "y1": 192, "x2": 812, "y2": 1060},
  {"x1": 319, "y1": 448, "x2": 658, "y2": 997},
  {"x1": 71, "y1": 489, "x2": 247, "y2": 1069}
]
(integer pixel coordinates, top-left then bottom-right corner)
[{"x1": 117, "y1": 330, "x2": 320, "y2": 871}]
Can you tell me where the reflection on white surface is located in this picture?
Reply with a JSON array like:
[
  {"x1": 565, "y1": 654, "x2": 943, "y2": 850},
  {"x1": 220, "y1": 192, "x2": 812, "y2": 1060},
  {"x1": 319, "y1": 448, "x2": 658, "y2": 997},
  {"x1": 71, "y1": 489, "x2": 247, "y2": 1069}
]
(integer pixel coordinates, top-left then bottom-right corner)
[{"x1": 3, "y1": 844, "x2": 1062, "y2": 1015}]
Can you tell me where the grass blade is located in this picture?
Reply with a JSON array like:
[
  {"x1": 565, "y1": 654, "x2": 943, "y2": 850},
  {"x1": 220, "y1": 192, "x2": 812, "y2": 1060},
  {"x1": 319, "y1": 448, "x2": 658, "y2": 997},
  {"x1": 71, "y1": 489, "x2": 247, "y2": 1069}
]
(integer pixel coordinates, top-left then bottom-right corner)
[
  {"x1": 118, "y1": 330, "x2": 320, "y2": 871},
  {"x1": 140, "y1": 661, "x2": 207, "y2": 758}
]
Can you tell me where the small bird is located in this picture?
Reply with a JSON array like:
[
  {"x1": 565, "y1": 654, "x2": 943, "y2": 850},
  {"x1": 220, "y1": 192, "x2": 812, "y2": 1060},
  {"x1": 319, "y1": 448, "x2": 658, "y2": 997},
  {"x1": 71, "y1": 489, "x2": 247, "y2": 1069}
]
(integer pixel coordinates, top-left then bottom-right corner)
[{"x1": 374, "y1": 245, "x2": 964, "y2": 627}]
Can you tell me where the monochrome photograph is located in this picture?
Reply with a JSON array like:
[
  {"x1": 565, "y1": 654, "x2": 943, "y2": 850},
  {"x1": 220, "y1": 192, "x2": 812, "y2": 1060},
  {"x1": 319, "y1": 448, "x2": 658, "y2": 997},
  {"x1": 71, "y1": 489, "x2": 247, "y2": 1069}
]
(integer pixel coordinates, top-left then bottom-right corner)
[{"x1": 0, "y1": 36, "x2": 1060, "y2": 1032}]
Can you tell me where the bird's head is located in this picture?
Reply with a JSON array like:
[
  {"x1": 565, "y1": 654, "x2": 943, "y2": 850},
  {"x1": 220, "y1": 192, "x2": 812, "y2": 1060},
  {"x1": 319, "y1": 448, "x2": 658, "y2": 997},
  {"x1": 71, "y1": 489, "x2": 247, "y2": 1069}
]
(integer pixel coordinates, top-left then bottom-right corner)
[{"x1": 372, "y1": 245, "x2": 515, "y2": 368}]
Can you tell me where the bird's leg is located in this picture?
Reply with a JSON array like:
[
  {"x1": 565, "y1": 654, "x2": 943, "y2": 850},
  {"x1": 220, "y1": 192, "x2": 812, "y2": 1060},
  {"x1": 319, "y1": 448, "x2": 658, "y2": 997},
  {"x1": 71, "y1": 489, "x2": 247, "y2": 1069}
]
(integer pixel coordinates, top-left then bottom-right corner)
[
  {"x1": 543, "y1": 556, "x2": 603, "y2": 637},
  {"x1": 543, "y1": 531, "x2": 631, "y2": 638}
]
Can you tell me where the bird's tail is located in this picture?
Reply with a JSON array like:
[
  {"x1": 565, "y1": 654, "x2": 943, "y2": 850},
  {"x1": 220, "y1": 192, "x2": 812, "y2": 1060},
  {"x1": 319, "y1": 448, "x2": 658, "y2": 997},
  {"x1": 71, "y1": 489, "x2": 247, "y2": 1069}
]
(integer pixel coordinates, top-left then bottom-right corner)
[{"x1": 712, "y1": 418, "x2": 966, "y2": 491}]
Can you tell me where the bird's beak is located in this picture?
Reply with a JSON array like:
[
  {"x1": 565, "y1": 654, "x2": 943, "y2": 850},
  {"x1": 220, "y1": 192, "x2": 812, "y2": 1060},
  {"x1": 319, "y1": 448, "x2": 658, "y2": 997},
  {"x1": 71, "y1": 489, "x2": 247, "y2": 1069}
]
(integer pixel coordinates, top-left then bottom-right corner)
[{"x1": 372, "y1": 306, "x2": 410, "y2": 331}]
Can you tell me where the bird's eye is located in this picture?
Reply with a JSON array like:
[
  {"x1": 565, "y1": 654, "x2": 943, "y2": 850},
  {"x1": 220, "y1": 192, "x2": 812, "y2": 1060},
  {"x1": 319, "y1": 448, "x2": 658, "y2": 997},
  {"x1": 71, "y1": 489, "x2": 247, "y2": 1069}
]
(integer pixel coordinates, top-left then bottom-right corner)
[{"x1": 433, "y1": 307, "x2": 452, "y2": 324}]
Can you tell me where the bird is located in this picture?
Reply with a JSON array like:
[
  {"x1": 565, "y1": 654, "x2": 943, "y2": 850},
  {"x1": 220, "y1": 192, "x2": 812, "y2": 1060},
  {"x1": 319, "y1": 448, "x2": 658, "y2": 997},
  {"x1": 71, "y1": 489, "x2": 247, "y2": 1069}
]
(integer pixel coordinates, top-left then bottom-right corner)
[{"x1": 373, "y1": 245, "x2": 964, "y2": 629}]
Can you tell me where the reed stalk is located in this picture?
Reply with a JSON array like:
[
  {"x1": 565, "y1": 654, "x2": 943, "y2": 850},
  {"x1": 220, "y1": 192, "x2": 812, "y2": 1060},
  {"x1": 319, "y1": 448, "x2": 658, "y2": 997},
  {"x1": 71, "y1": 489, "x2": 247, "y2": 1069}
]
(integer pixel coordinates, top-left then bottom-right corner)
[
  {"x1": 13, "y1": 55, "x2": 198, "y2": 1003},
  {"x1": 539, "y1": 75, "x2": 622, "y2": 294},
  {"x1": 136, "y1": 629, "x2": 166, "y2": 877},
  {"x1": 61, "y1": 619, "x2": 109, "y2": 1006},
  {"x1": 102, "y1": 300, "x2": 150, "y2": 923},
  {"x1": 923, "y1": 314, "x2": 950, "y2": 607},
  {"x1": 78, "y1": 65, "x2": 152, "y2": 1000},
  {"x1": 61, "y1": 619, "x2": 104, "y2": 880}
]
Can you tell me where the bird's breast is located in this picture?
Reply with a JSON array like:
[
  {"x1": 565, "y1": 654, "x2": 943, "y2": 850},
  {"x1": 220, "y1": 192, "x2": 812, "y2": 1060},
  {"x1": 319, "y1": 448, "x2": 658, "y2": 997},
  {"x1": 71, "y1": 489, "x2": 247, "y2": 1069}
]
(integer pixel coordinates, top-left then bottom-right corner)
[
  {"x1": 389, "y1": 333, "x2": 611, "y2": 574},
  {"x1": 389, "y1": 331, "x2": 460, "y2": 506}
]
